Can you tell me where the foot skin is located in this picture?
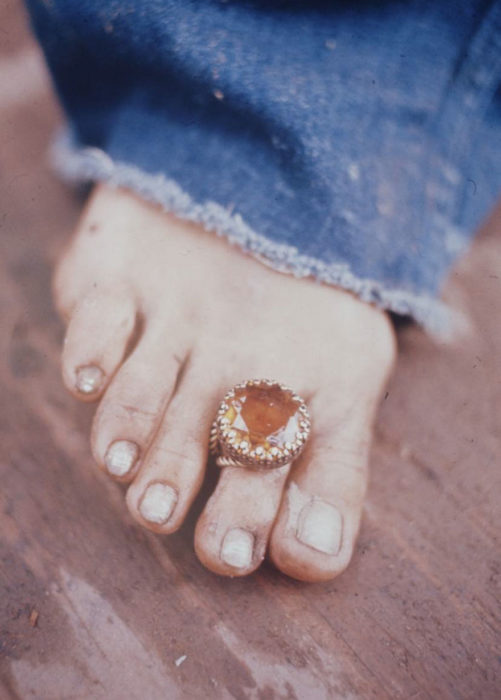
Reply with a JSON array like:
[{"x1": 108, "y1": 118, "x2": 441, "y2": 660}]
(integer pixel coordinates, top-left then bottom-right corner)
[{"x1": 54, "y1": 184, "x2": 396, "y2": 582}]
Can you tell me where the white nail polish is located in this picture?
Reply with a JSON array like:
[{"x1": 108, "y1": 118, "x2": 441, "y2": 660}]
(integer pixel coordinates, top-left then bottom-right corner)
[
  {"x1": 104, "y1": 440, "x2": 139, "y2": 477},
  {"x1": 139, "y1": 482, "x2": 177, "y2": 524},
  {"x1": 221, "y1": 528, "x2": 254, "y2": 569},
  {"x1": 75, "y1": 365, "x2": 103, "y2": 394},
  {"x1": 296, "y1": 499, "x2": 343, "y2": 555}
]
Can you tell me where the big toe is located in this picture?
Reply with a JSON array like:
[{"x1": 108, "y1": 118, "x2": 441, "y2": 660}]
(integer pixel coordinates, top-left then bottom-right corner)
[{"x1": 269, "y1": 397, "x2": 375, "y2": 582}]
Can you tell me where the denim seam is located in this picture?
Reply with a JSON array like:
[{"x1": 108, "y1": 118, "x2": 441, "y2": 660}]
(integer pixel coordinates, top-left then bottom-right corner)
[{"x1": 51, "y1": 130, "x2": 455, "y2": 336}]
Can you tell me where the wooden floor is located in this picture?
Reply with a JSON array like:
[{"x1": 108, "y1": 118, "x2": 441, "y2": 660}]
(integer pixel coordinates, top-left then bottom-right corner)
[{"x1": 1, "y1": 3, "x2": 500, "y2": 698}]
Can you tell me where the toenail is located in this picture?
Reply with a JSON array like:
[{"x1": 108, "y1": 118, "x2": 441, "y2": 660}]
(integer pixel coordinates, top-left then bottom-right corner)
[
  {"x1": 139, "y1": 482, "x2": 177, "y2": 524},
  {"x1": 296, "y1": 499, "x2": 343, "y2": 555},
  {"x1": 221, "y1": 528, "x2": 254, "y2": 569},
  {"x1": 75, "y1": 365, "x2": 104, "y2": 394},
  {"x1": 104, "y1": 440, "x2": 139, "y2": 477}
]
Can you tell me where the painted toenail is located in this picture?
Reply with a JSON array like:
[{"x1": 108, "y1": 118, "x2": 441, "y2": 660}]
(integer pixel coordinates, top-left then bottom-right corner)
[
  {"x1": 139, "y1": 482, "x2": 177, "y2": 524},
  {"x1": 221, "y1": 528, "x2": 254, "y2": 569},
  {"x1": 75, "y1": 365, "x2": 104, "y2": 394},
  {"x1": 296, "y1": 500, "x2": 343, "y2": 555},
  {"x1": 104, "y1": 440, "x2": 139, "y2": 477}
]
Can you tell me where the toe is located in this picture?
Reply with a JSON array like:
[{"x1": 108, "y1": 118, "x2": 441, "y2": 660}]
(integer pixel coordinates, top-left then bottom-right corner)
[
  {"x1": 91, "y1": 323, "x2": 189, "y2": 482},
  {"x1": 125, "y1": 362, "x2": 217, "y2": 532},
  {"x1": 61, "y1": 288, "x2": 137, "y2": 401},
  {"x1": 195, "y1": 464, "x2": 290, "y2": 577},
  {"x1": 269, "y1": 404, "x2": 372, "y2": 583}
]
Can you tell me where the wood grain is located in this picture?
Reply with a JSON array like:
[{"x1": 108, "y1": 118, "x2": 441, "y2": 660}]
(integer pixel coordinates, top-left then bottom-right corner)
[{"x1": 1, "y1": 4, "x2": 500, "y2": 698}]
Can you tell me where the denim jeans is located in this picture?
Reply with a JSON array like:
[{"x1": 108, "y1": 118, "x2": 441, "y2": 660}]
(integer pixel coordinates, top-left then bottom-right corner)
[{"x1": 25, "y1": 0, "x2": 501, "y2": 332}]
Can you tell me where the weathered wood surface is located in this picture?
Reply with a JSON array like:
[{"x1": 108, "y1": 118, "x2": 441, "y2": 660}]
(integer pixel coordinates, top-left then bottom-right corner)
[{"x1": 1, "y1": 3, "x2": 500, "y2": 698}]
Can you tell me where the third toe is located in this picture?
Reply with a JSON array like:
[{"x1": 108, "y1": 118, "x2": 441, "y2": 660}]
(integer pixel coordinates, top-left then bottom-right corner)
[{"x1": 125, "y1": 363, "x2": 217, "y2": 532}]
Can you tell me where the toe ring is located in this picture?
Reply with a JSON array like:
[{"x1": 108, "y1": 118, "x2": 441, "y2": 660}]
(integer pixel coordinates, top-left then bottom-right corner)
[{"x1": 210, "y1": 379, "x2": 311, "y2": 470}]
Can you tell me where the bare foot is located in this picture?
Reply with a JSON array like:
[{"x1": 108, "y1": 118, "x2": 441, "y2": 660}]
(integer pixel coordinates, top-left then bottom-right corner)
[{"x1": 54, "y1": 184, "x2": 396, "y2": 582}]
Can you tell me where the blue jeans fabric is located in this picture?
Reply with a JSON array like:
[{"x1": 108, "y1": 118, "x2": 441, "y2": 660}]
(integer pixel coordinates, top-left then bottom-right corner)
[{"x1": 25, "y1": 0, "x2": 501, "y2": 332}]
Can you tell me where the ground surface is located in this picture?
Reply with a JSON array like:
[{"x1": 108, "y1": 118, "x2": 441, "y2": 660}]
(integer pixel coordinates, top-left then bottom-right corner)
[{"x1": 1, "y1": 3, "x2": 500, "y2": 698}]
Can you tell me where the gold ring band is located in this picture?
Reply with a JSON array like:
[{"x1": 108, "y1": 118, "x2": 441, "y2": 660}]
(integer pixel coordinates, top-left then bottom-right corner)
[{"x1": 210, "y1": 379, "x2": 311, "y2": 470}]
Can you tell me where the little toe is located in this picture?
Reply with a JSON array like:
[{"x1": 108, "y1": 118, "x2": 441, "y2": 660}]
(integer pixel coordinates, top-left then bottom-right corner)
[
  {"x1": 91, "y1": 324, "x2": 189, "y2": 482},
  {"x1": 269, "y1": 414, "x2": 371, "y2": 583},
  {"x1": 195, "y1": 464, "x2": 290, "y2": 577},
  {"x1": 125, "y1": 363, "x2": 217, "y2": 533},
  {"x1": 62, "y1": 289, "x2": 137, "y2": 401}
]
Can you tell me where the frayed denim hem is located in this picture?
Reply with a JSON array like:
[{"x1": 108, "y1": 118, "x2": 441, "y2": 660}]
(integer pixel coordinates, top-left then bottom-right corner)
[{"x1": 51, "y1": 131, "x2": 456, "y2": 337}]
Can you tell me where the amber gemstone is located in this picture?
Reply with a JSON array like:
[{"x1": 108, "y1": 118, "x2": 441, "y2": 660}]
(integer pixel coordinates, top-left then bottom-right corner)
[{"x1": 222, "y1": 383, "x2": 302, "y2": 454}]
